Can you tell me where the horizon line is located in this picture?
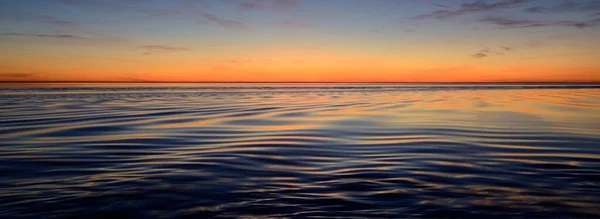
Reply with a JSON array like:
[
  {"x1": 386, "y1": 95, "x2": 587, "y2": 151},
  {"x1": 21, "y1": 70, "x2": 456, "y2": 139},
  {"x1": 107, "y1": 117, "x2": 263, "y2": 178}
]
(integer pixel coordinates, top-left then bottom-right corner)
[{"x1": 1, "y1": 81, "x2": 600, "y2": 84}]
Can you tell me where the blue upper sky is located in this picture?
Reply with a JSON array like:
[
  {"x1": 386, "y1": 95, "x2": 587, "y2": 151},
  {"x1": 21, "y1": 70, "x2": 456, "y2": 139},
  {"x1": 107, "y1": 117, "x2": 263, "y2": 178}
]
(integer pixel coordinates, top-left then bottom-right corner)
[{"x1": 0, "y1": 0, "x2": 599, "y2": 82}]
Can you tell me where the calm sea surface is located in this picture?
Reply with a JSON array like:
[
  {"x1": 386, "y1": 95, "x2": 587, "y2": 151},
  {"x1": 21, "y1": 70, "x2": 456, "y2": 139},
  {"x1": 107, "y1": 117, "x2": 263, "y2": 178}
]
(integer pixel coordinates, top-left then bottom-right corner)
[{"x1": 1, "y1": 83, "x2": 599, "y2": 218}]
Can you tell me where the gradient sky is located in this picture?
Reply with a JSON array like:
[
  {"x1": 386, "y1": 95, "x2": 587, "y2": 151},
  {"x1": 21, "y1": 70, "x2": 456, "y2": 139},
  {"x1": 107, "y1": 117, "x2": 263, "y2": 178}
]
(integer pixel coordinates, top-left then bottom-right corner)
[{"x1": 0, "y1": 0, "x2": 599, "y2": 82}]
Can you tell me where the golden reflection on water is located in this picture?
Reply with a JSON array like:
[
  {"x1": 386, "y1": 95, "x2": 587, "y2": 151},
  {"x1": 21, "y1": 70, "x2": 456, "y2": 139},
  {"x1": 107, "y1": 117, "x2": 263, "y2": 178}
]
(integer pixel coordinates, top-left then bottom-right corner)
[{"x1": 0, "y1": 85, "x2": 599, "y2": 218}]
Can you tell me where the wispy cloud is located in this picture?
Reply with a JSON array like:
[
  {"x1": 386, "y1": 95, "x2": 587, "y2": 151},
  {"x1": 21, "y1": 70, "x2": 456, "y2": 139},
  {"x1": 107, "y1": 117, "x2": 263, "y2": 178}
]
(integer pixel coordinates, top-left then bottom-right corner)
[
  {"x1": 202, "y1": 13, "x2": 247, "y2": 30},
  {"x1": 52, "y1": 0, "x2": 300, "y2": 31},
  {"x1": 427, "y1": 1, "x2": 450, "y2": 8},
  {"x1": 479, "y1": 17, "x2": 600, "y2": 28},
  {"x1": 0, "y1": 32, "x2": 87, "y2": 39},
  {"x1": 0, "y1": 32, "x2": 130, "y2": 44},
  {"x1": 479, "y1": 17, "x2": 547, "y2": 28},
  {"x1": 225, "y1": 0, "x2": 299, "y2": 13},
  {"x1": 471, "y1": 45, "x2": 513, "y2": 59},
  {"x1": 139, "y1": 44, "x2": 192, "y2": 55},
  {"x1": 0, "y1": 12, "x2": 76, "y2": 26},
  {"x1": 55, "y1": 0, "x2": 172, "y2": 16},
  {"x1": 0, "y1": 4, "x2": 78, "y2": 28},
  {"x1": 525, "y1": 1, "x2": 600, "y2": 14},
  {"x1": 412, "y1": 0, "x2": 600, "y2": 29},
  {"x1": 32, "y1": 15, "x2": 77, "y2": 26},
  {"x1": 139, "y1": 45, "x2": 191, "y2": 51},
  {"x1": 472, "y1": 53, "x2": 488, "y2": 59},
  {"x1": 0, "y1": 73, "x2": 35, "y2": 78},
  {"x1": 2, "y1": 32, "x2": 192, "y2": 56},
  {"x1": 390, "y1": 0, "x2": 449, "y2": 8},
  {"x1": 414, "y1": 0, "x2": 528, "y2": 20}
]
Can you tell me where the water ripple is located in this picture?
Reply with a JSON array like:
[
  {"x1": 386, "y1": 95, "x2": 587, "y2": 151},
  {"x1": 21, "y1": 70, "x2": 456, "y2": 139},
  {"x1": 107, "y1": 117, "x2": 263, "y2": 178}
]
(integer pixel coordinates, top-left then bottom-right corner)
[{"x1": 0, "y1": 84, "x2": 599, "y2": 218}]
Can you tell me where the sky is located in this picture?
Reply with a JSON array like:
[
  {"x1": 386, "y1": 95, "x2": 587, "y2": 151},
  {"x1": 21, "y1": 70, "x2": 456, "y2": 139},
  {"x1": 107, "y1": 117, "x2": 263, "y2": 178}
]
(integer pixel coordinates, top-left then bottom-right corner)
[{"x1": 0, "y1": 0, "x2": 599, "y2": 83}]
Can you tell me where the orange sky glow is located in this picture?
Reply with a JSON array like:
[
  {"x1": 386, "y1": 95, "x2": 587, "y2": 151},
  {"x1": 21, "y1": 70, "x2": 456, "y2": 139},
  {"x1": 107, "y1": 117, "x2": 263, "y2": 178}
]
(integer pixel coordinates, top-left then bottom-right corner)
[{"x1": 1, "y1": 0, "x2": 599, "y2": 83}]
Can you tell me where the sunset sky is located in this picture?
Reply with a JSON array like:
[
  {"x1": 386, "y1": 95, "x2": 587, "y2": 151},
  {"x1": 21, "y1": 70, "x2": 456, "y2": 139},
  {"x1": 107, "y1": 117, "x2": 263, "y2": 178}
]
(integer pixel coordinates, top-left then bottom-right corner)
[{"x1": 0, "y1": 0, "x2": 599, "y2": 82}]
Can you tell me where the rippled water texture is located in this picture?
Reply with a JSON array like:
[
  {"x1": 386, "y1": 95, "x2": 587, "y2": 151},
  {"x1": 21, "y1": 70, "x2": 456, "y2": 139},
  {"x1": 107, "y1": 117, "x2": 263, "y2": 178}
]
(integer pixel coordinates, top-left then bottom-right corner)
[{"x1": 1, "y1": 84, "x2": 599, "y2": 218}]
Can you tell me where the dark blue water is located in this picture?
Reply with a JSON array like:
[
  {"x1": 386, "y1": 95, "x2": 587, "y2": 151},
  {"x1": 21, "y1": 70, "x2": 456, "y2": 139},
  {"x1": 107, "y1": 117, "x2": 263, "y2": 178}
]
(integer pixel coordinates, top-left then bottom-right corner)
[{"x1": 1, "y1": 84, "x2": 599, "y2": 218}]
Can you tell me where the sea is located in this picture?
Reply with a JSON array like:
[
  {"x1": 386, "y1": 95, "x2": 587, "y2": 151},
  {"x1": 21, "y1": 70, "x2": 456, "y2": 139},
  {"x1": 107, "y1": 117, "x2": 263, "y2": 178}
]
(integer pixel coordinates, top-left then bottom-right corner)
[{"x1": 1, "y1": 83, "x2": 599, "y2": 218}]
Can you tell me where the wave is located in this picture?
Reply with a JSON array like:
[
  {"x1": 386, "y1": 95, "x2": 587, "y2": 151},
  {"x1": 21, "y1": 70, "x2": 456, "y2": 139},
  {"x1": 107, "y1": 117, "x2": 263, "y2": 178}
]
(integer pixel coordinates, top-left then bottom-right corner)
[{"x1": 0, "y1": 85, "x2": 599, "y2": 218}]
